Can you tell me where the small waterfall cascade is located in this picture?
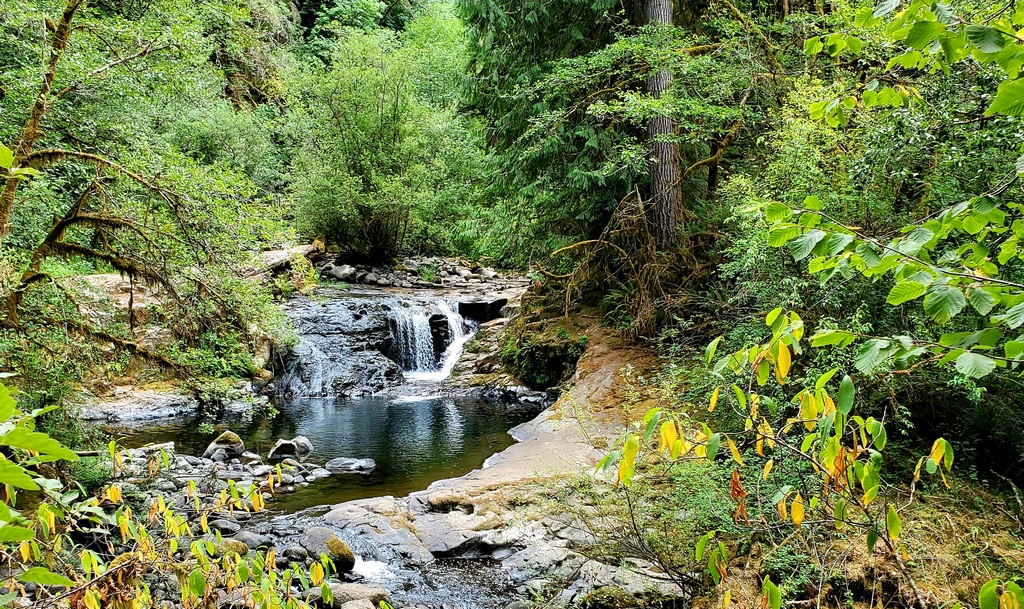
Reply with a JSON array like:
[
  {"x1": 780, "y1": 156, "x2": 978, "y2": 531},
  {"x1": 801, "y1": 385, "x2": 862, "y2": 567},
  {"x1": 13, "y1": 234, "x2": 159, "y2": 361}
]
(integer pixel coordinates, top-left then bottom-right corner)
[
  {"x1": 405, "y1": 300, "x2": 475, "y2": 382},
  {"x1": 387, "y1": 301, "x2": 438, "y2": 372},
  {"x1": 275, "y1": 291, "x2": 481, "y2": 398}
]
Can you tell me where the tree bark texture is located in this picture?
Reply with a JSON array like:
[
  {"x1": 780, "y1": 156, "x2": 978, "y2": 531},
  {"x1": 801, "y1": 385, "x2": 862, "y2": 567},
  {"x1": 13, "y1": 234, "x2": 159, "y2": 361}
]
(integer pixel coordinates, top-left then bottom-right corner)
[
  {"x1": 0, "y1": 0, "x2": 85, "y2": 243},
  {"x1": 643, "y1": 0, "x2": 682, "y2": 251}
]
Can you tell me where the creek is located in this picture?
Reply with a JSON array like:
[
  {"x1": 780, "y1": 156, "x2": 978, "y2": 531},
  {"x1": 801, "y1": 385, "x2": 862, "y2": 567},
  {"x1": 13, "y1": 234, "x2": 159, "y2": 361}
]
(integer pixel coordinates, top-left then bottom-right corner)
[{"x1": 102, "y1": 287, "x2": 541, "y2": 513}]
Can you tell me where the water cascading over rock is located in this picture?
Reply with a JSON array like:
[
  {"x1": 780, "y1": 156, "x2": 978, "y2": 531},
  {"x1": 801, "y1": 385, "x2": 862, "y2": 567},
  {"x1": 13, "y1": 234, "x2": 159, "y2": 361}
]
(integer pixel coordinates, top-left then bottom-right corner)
[{"x1": 275, "y1": 291, "x2": 474, "y2": 397}]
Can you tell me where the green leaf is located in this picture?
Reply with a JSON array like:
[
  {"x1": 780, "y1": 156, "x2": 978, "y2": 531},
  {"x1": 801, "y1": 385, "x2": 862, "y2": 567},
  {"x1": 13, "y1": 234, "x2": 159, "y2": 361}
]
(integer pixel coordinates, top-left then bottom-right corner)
[
  {"x1": 854, "y1": 339, "x2": 892, "y2": 374},
  {"x1": 846, "y1": 36, "x2": 863, "y2": 55},
  {"x1": 0, "y1": 145, "x2": 12, "y2": 170},
  {"x1": 0, "y1": 384, "x2": 16, "y2": 422},
  {"x1": 837, "y1": 375, "x2": 855, "y2": 414},
  {"x1": 978, "y1": 579, "x2": 999, "y2": 609},
  {"x1": 804, "y1": 37, "x2": 824, "y2": 55},
  {"x1": 886, "y1": 504, "x2": 902, "y2": 540},
  {"x1": 19, "y1": 567, "x2": 74, "y2": 587},
  {"x1": 905, "y1": 20, "x2": 945, "y2": 49},
  {"x1": 767, "y1": 225, "x2": 801, "y2": 247},
  {"x1": 765, "y1": 203, "x2": 792, "y2": 223},
  {"x1": 954, "y1": 352, "x2": 997, "y2": 378},
  {"x1": 1, "y1": 427, "x2": 79, "y2": 461},
  {"x1": 695, "y1": 530, "x2": 714, "y2": 561},
  {"x1": 810, "y1": 329, "x2": 856, "y2": 347},
  {"x1": 985, "y1": 78, "x2": 1024, "y2": 116},
  {"x1": 866, "y1": 527, "x2": 879, "y2": 554},
  {"x1": 966, "y1": 25, "x2": 1006, "y2": 53},
  {"x1": 0, "y1": 460, "x2": 38, "y2": 490},
  {"x1": 874, "y1": 0, "x2": 899, "y2": 17},
  {"x1": 0, "y1": 526, "x2": 35, "y2": 542},
  {"x1": 995, "y1": 301, "x2": 1024, "y2": 329},
  {"x1": 788, "y1": 229, "x2": 826, "y2": 261},
  {"x1": 886, "y1": 281, "x2": 927, "y2": 305},
  {"x1": 923, "y1": 285, "x2": 966, "y2": 324},
  {"x1": 188, "y1": 569, "x2": 206, "y2": 598},
  {"x1": 967, "y1": 288, "x2": 997, "y2": 315}
]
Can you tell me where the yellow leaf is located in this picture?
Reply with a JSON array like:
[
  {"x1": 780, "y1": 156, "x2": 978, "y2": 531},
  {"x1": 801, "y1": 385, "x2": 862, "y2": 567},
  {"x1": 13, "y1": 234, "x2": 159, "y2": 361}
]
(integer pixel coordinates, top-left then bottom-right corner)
[
  {"x1": 929, "y1": 439, "x2": 945, "y2": 466},
  {"x1": 777, "y1": 495, "x2": 788, "y2": 521},
  {"x1": 727, "y1": 438, "x2": 744, "y2": 466},
  {"x1": 776, "y1": 342, "x2": 791, "y2": 383},
  {"x1": 200, "y1": 513, "x2": 209, "y2": 533},
  {"x1": 762, "y1": 460, "x2": 774, "y2": 480},
  {"x1": 723, "y1": 589, "x2": 732, "y2": 609},
  {"x1": 791, "y1": 493, "x2": 805, "y2": 527},
  {"x1": 19, "y1": 541, "x2": 30, "y2": 562},
  {"x1": 822, "y1": 393, "x2": 835, "y2": 415},
  {"x1": 755, "y1": 437, "x2": 764, "y2": 456},
  {"x1": 709, "y1": 386, "x2": 721, "y2": 412},
  {"x1": 310, "y1": 561, "x2": 325, "y2": 586},
  {"x1": 800, "y1": 392, "x2": 818, "y2": 431},
  {"x1": 660, "y1": 421, "x2": 679, "y2": 452}
]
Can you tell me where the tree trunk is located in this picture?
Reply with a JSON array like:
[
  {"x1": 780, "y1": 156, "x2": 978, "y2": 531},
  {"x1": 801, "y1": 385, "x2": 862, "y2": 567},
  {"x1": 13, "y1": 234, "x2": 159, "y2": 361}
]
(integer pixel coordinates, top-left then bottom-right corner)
[
  {"x1": 0, "y1": 0, "x2": 85, "y2": 244},
  {"x1": 643, "y1": 0, "x2": 682, "y2": 251}
]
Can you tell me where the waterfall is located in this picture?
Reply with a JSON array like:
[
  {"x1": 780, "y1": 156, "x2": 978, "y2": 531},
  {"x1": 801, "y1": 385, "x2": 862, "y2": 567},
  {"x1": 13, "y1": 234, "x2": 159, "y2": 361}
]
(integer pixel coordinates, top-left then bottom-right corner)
[
  {"x1": 405, "y1": 300, "x2": 475, "y2": 382},
  {"x1": 276, "y1": 291, "x2": 477, "y2": 398},
  {"x1": 387, "y1": 301, "x2": 437, "y2": 372}
]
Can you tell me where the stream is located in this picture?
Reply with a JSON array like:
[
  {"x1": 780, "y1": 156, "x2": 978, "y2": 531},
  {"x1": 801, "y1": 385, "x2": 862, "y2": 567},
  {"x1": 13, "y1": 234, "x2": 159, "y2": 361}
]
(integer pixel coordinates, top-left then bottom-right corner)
[{"x1": 101, "y1": 287, "x2": 541, "y2": 513}]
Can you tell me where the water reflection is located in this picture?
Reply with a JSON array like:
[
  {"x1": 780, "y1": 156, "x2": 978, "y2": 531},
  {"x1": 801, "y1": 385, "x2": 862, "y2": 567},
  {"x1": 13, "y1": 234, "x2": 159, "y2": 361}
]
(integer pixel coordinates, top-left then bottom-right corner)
[{"x1": 104, "y1": 396, "x2": 538, "y2": 511}]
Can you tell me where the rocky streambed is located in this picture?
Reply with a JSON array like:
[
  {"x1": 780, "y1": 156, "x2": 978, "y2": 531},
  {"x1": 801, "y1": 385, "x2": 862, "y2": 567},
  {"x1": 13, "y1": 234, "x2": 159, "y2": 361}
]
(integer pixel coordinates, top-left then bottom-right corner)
[{"x1": 86, "y1": 275, "x2": 686, "y2": 608}]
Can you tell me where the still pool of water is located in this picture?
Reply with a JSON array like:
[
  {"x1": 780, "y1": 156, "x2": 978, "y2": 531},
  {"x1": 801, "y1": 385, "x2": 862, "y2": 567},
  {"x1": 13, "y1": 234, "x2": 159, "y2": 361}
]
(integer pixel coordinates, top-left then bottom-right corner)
[{"x1": 103, "y1": 396, "x2": 540, "y2": 512}]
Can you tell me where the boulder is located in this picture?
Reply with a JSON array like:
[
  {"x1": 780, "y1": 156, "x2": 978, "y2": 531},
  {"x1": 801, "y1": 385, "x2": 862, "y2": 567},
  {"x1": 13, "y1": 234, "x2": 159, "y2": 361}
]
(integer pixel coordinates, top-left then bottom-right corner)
[
  {"x1": 208, "y1": 519, "x2": 240, "y2": 535},
  {"x1": 304, "y1": 584, "x2": 391, "y2": 608},
  {"x1": 81, "y1": 390, "x2": 198, "y2": 422},
  {"x1": 301, "y1": 527, "x2": 357, "y2": 573},
  {"x1": 325, "y1": 458, "x2": 376, "y2": 474},
  {"x1": 231, "y1": 531, "x2": 272, "y2": 549},
  {"x1": 202, "y1": 431, "x2": 245, "y2": 460},
  {"x1": 327, "y1": 265, "x2": 357, "y2": 282},
  {"x1": 267, "y1": 436, "x2": 314, "y2": 462}
]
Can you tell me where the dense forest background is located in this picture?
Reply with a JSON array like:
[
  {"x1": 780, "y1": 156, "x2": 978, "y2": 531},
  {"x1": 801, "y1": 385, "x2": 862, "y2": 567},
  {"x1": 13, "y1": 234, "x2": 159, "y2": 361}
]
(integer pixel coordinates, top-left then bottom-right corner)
[{"x1": 2, "y1": 0, "x2": 1024, "y2": 604}]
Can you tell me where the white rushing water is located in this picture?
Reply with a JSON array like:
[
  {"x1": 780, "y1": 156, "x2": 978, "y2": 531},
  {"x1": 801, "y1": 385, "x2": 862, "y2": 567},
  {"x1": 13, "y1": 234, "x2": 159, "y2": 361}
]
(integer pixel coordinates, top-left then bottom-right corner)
[{"x1": 404, "y1": 299, "x2": 476, "y2": 383}]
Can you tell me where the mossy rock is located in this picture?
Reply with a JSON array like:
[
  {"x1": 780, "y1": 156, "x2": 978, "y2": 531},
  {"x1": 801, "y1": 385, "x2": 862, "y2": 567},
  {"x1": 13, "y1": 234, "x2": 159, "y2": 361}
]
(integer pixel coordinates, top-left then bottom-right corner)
[
  {"x1": 325, "y1": 537, "x2": 356, "y2": 573},
  {"x1": 212, "y1": 539, "x2": 250, "y2": 557},
  {"x1": 577, "y1": 586, "x2": 636, "y2": 609}
]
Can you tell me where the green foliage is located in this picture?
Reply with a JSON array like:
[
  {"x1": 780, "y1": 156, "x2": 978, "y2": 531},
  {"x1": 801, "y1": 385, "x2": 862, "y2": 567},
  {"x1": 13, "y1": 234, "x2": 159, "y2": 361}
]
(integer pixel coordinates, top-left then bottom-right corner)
[{"x1": 289, "y1": 7, "x2": 492, "y2": 261}]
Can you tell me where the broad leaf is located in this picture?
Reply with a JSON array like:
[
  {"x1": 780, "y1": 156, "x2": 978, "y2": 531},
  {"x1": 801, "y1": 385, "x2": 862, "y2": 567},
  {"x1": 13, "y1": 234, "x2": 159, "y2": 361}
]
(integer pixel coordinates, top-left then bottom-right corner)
[
  {"x1": 966, "y1": 25, "x2": 1006, "y2": 53},
  {"x1": 788, "y1": 229, "x2": 826, "y2": 261},
  {"x1": 886, "y1": 280, "x2": 927, "y2": 305},
  {"x1": 985, "y1": 78, "x2": 1024, "y2": 116},
  {"x1": 954, "y1": 352, "x2": 997, "y2": 378},
  {"x1": 19, "y1": 567, "x2": 75, "y2": 587},
  {"x1": 923, "y1": 285, "x2": 966, "y2": 324},
  {"x1": 905, "y1": 20, "x2": 945, "y2": 49},
  {"x1": 0, "y1": 145, "x2": 12, "y2": 170},
  {"x1": 0, "y1": 460, "x2": 38, "y2": 490}
]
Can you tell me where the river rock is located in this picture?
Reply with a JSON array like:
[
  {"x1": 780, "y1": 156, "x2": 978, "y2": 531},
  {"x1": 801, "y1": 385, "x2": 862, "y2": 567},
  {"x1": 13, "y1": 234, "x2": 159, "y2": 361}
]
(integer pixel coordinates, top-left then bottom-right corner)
[
  {"x1": 300, "y1": 527, "x2": 356, "y2": 573},
  {"x1": 202, "y1": 431, "x2": 245, "y2": 460},
  {"x1": 209, "y1": 519, "x2": 240, "y2": 535},
  {"x1": 267, "y1": 436, "x2": 314, "y2": 461},
  {"x1": 304, "y1": 583, "x2": 391, "y2": 607},
  {"x1": 328, "y1": 265, "x2": 357, "y2": 282},
  {"x1": 325, "y1": 458, "x2": 376, "y2": 474},
  {"x1": 80, "y1": 390, "x2": 199, "y2": 422},
  {"x1": 231, "y1": 531, "x2": 272, "y2": 549}
]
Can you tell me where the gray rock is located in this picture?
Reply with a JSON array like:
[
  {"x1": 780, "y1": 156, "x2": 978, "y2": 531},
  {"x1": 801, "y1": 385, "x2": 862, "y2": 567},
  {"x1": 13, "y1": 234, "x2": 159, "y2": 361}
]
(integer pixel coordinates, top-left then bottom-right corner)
[
  {"x1": 81, "y1": 390, "x2": 198, "y2": 422},
  {"x1": 325, "y1": 457, "x2": 376, "y2": 474},
  {"x1": 284, "y1": 545, "x2": 308, "y2": 561},
  {"x1": 209, "y1": 448, "x2": 228, "y2": 462},
  {"x1": 363, "y1": 273, "x2": 378, "y2": 284},
  {"x1": 339, "y1": 601, "x2": 375, "y2": 609},
  {"x1": 304, "y1": 584, "x2": 391, "y2": 608},
  {"x1": 328, "y1": 265, "x2": 357, "y2": 282},
  {"x1": 231, "y1": 531, "x2": 272, "y2": 549},
  {"x1": 209, "y1": 519, "x2": 241, "y2": 535},
  {"x1": 311, "y1": 468, "x2": 332, "y2": 478},
  {"x1": 202, "y1": 431, "x2": 245, "y2": 460},
  {"x1": 268, "y1": 436, "x2": 314, "y2": 461}
]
